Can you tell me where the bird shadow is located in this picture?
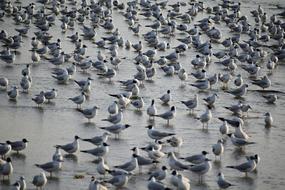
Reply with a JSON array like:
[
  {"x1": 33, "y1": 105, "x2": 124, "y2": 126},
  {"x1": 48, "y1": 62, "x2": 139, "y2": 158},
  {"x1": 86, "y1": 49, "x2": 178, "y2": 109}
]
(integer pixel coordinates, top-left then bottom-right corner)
[
  {"x1": 0, "y1": 178, "x2": 11, "y2": 185},
  {"x1": 10, "y1": 152, "x2": 26, "y2": 160},
  {"x1": 82, "y1": 122, "x2": 96, "y2": 128},
  {"x1": 133, "y1": 110, "x2": 143, "y2": 116},
  {"x1": 162, "y1": 123, "x2": 174, "y2": 128},
  {"x1": 64, "y1": 154, "x2": 78, "y2": 162}
]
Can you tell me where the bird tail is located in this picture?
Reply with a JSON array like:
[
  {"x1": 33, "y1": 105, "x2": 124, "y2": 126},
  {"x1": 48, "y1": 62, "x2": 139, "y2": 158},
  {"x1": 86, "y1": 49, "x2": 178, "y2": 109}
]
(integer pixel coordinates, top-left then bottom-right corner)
[
  {"x1": 35, "y1": 164, "x2": 40, "y2": 168},
  {"x1": 80, "y1": 150, "x2": 88, "y2": 153},
  {"x1": 152, "y1": 160, "x2": 160, "y2": 164},
  {"x1": 74, "y1": 80, "x2": 80, "y2": 86},
  {"x1": 109, "y1": 94, "x2": 118, "y2": 98},
  {"x1": 226, "y1": 166, "x2": 236, "y2": 169},
  {"x1": 100, "y1": 127, "x2": 107, "y2": 129},
  {"x1": 218, "y1": 117, "x2": 225, "y2": 121}
]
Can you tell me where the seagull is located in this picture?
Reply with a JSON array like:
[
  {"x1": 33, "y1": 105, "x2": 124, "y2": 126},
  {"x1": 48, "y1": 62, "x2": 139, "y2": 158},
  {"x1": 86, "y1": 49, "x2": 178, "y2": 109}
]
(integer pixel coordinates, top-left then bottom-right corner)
[
  {"x1": 180, "y1": 151, "x2": 208, "y2": 164},
  {"x1": 55, "y1": 135, "x2": 80, "y2": 154},
  {"x1": 154, "y1": 106, "x2": 176, "y2": 125},
  {"x1": 114, "y1": 154, "x2": 139, "y2": 173},
  {"x1": 252, "y1": 75, "x2": 271, "y2": 89},
  {"x1": 217, "y1": 172, "x2": 235, "y2": 189},
  {"x1": 159, "y1": 90, "x2": 171, "y2": 104},
  {"x1": 44, "y1": 89, "x2": 57, "y2": 102},
  {"x1": 167, "y1": 136, "x2": 183, "y2": 150},
  {"x1": 101, "y1": 110, "x2": 123, "y2": 124},
  {"x1": 88, "y1": 176, "x2": 103, "y2": 190},
  {"x1": 131, "y1": 97, "x2": 144, "y2": 110},
  {"x1": 0, "y1": 157, "x2": 13, "y2": 179},
  {"x1": 189, "y1": 158, "x2": 212, "y2": 183},
  {"x1": 80, "y1": 143, "x2": 110, "y2": 158},
  {"x1": 104, "y1": 171, "x2": 130, "y2": 188},
  {"x1": 20, "y1": 73, "x2": 32, "y2": 92},
  {"x1": 35, "y1": 159, "x2": 63, "y2": 177},
  {"x1": 0, "y1": 77, "x2": 9, "y2": 90},
  {"x1": 190, "y1": 80, "x2": 210, "y2": 91},
  {"x1": 227, "y1": 134, "x2": 255, "y2": 149},
  {"x1": 226, "y1": 156, "x2": 257, "y2": 176},
  {"x1": 262, "y1": 94, "x2": 277, "y2": 104},
  {"x1": 130, "y1": 147, "x2": 158, "y2": 169},
  {"x1": 97, "y1": 68, "x2": 117, "y2": 81},
  {"x1": 32, "y1": 91, "x2": 46, "y2": 107},
  {"x1": 78, "y1": 106, "x2": 99, "y2": 122},
  {"x1": 203, "y1": 93, "x2": 218, "y2": 107},
  {"x1": 32, "y1": 172, "x2": 47, "y2": 190},
  {"x1": 197, "y1": 106, "x2": 212, "y2": 129},
  {"x1": 264, "y1": 112, "x2": 273, "y2": 127},
  {"x1": 148, "y1": 166, "x2": 168, "y2": 181},
  {"x1": 81, "y1": 132, "x2": 110, "y2": 146},
  {"x1": 168, "y1": 152, "x2": 189, "y2": 171},
  {"x1": 52, "y1": 147, "x2": 63, "y2": 162},
  {"x1": 69, "y1": 92, "x2": 86, "y2": 108},
  {"x1": 212, "y1": 139, "x2": 224, "y2": 160},
  {"x1": 10, "y1": 139, "x2": 28, "y2": 153},
  {"x1": 181, "y1": 94, "x2": 198, "y2": 113},
  {"x1": 108, "y1": 101, "x2": 119, "y2": 115},
  {"x1": 146, "y1": 125, "x2": 175, "y2": 140},
  {"x1": 0, "y1": 141, "x2": 11, "y2": 158},
  {"x1": 7, "y1": 86, "x2": 19, "y2": 100},
  {"x1": 100, "y1": 124, "x2": 131, "y2": 139},
  {"x1": 96, "y1": 157, "x2": 110, "y2": 176},
  {"x1": 16, "y1": 176, "x2": 26, "y2": 190},
  {"x1": 226, "y1": 84, "x2": 248, "y2": 98},
  {"x1": 74, "y1": 77, "x2": 93, "y2": 90},
  {"x1": 147, "y1": 176, "x2": 170, "y2": 190},
  {"x1": 147, "y1": 99, "x2": 157, "y2": 120},
  {"x1": 52, "y1": 68, "x2": 70, "y2": 84},
  {"x1": 219, "y1": 121, "x2": 229, "y2": 136}
]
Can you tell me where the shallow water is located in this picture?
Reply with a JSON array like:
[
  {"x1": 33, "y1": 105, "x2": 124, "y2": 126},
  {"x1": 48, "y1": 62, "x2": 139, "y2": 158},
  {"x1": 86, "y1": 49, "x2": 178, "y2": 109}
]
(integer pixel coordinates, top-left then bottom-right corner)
[{"x1": 1, "y1": 0, "x2": 285, "y2": 189}]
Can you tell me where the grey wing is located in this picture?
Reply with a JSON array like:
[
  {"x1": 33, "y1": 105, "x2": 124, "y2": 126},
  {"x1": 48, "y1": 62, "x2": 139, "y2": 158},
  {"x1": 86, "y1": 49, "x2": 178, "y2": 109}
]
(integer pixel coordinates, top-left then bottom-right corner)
[
  {"x1": 117, "y1": 161, "x2": 131, "y2": 169},
  {"x1": 190, "y1": 163, "x2": 206, "y2": 172},
  {"x1": 151, "y1": 130, "x2": 165, "y2": 137},
  {"x1": 38, "y1": 162, "x2": 53, "y2": 169},
  {"x1": 235, "y1": 162, "x2": 250, "y2": 171},
  {"x1": 60, "y1": 143, "x2": 73, "y2": 152},
  {"x1": 176, "y1": 161, "x2": 189, "y2": 169},
  {"x1": 11, "y1": 141, "x2": 22, "y2": 148},
  {"x1": 137, "y1": 156, "x2": 152, "y2": 165},
  {"x1": 108, "y1": 176, "x2": 120, "y2": 184}
]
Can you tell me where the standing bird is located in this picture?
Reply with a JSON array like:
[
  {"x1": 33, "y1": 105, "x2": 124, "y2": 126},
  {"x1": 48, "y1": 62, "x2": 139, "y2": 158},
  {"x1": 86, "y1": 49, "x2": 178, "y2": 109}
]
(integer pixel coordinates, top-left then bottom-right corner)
[
  {"x1": 264, "y1": 112, "x2": 273, "y2": 127},
  {"x1": 55, "y1": 135, "x2": 80, "y2": 154},
  {"x1": 181, "y1": 94, "x2": 198, "y2": 113},
  {"x1": 44, "y1": 89, "x2": 57, "y2": 102},
  {"x1": 32, "y1": 91, "x2": 46, "y2": 107},
  {"x1": 35, "y1": 159, "x2": 63, "y2": 177},
  {"x1": 159, "y1": 90, "x2": 171, "y2": 104},
  {"x1": 69, "y1": 92, "x2": 86, "y2": 108},
  {"x1": 10, "y1": 139, "x2": 28, "y2": 154},
  {"x1": 32, "y1": 172, "x2": 47, "y2": 190},
  {"x1": 0, "y1": 77, "x2": 9, "y2": 90},
  {"x1": 197, "y1": 106, "x2": 212, "y2": 129},
  {"x1": 189, "y1": 158, "x2": 212, "y2": 183},
  {"x1": 154, "y1": 106, "x2": 176, "y2": 125},
  {"x1": 212, "y1": 139, "x2": 224, "y2": 160},
  {"x1": 7, "y1": 86, "x2": 19, "y2": 100},
  {"x1": 0, "y1": 157, "x2": 13, "y2": 179},
  {"x1": 78, "y1": 106, "x2": 99, "y2": 122},
  {"x1": 226, "y1": 156, "x2": 257, "y2": 176},
  {"x1": 146, "y1": 125, "x2": 175, "y2": 140},
  {"x1": 217, "y1": 172, "x2": 235, "y2": 189},
  {"x1": 147, "y1": 99, "x2": 157, "y2": 120}
]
